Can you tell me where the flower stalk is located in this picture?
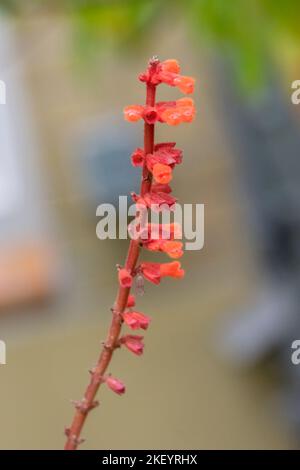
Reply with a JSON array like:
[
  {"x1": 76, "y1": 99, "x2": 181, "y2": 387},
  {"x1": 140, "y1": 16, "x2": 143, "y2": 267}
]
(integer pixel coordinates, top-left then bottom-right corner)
[{"x1": 64, "y1": 56, "x2": 195, "y2": 450}]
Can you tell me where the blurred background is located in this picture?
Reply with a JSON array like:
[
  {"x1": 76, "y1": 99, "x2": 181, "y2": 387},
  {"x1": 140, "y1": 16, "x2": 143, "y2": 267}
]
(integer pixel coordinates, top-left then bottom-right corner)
[{"x1": 0, "y1": 0, "x2": 300, "y2": 450}]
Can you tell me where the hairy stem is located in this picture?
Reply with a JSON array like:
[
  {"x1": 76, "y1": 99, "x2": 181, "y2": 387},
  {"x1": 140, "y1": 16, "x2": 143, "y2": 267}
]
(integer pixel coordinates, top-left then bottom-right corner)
[{"x1": 64, "y1": 79, "x2": 156, "y2": 450}]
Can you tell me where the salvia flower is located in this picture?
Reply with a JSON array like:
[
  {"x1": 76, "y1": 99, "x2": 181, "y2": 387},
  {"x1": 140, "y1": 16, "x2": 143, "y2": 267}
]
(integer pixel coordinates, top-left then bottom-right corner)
[
  {"x1": 132, "y1": 191, "x2": 177, "y2": 212},
  {"x1": 122, "y1": 311, "x2": 151, "y2": 330},
  {"x1": 173, "y1": 75, "x2": 195, "y2": 94},
  {"x1": 143, "y1": 106, "x2": 159, "y2": 124},
  {"x1": 130, "y1": 148, "x2": 144, "y2": 167},
  {"x1": 160, "y1": 98, "x2": 196, "y2": 126},
  {"x1": 160, "y1": 261, "x2": 185, "y2": 279},
  {"x1": 124, "y1": 99, "x2": 195, "y2": 126},
  {"x1": 160, "y1": 59, "x2": 181, "y2": 74},
  {"x1": 139, "y1": 58, "x2": 195, "y2": 95},
  {"x1": 126, "y1": 294, "x2": 136, "y2": 308},
  {"x1": 118, "y1": 268, "x2": 133, "y2": 288},
  {"x1": 141, "y1": 261, "x2": 185, "y2": 284},
  {"x1": 146, "y1": 145, "x2": 183, "y2": 170},
  {"x1": 124, "y1": 104, "x2": 144, "y2": 122},
  {"x1": 151, "y1": 183, "x2": 172, "y2": 194},
  {"x1": 130, "y1": 143, "x2": 182, "y2": 170},
  {"x1": 119, "y1": 335, "x2": 144, "y2": 356},
  {"x1": 139, "y1": 222, "x2": 182, "y2": 242},
  {"x1": 143, "y1": 191, "x2": 177, "y2": 210},
  {"x1": 152, "y1": 163, "x2": 173, "y2": 184},
  {"x1": 105, "y1": 376, "x2": 126, "y2": 395},
  {"x1": 144, "y1": 240, "x2": 184, "y2": 259},
  {"x1": 139, "y1": 262, "x2": 161, "y2": 285}
]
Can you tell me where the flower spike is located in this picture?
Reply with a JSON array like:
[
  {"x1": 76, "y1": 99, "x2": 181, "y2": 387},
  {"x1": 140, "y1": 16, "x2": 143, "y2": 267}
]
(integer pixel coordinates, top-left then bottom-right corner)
[{"x1": 64, "y1": 57, "x2": 196, "y2": 450}]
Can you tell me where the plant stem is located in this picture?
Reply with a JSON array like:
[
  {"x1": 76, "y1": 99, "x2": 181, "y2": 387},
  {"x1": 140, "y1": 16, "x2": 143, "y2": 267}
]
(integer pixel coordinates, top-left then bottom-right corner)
[{"x1": 64, "y1": 80, "x2": 156, "y2": 450}]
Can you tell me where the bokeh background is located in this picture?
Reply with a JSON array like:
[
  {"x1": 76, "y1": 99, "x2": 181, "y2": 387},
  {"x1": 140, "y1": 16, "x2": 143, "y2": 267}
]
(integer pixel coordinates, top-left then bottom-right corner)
[{"x1": 0, "y1": 0, "x2": 300, "y2": 450}]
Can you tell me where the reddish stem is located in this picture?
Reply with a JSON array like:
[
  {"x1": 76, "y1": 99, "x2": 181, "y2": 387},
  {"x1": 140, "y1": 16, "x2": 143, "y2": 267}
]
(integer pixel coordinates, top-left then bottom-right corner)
[{"x1": 64, "y1": 73, "x2": 156, "y2": 450}]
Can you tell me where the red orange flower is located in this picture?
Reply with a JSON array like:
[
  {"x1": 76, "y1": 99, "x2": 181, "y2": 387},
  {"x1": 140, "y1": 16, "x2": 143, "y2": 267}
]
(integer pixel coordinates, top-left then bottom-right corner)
[
  {"x1": 173, "y1": 75, "x2": 195, "y2": 94},
  {"x1": 118, "y1": 268, "x2": 132, "y2": 288},
  {"x1": 143, "y1": 106, "x2": 159, "y2": 124},
  {"x1": 119, "y1": 335, "x2": 144, "y2": 356},
  {"x1": 145, "y1": 240, "x2": 183, "y2": 259},
  {"x1": 140, "y1": 222, "x2": 182, "y2": 242},
  {"x1": 122, "y1": 311, "x2": 151, "y2": 330},
  {"x1": 160, "y1": 261, "x2": 185, "y2": 279},
  {"x1": 126, "y1": 294, "x2": 136, "y2": 308},
  {"x1": 124, "y1": 99, "x2": 195, "y2": 126},
  {"x1": 160, "y1": 98, "x2": 196, "y2": 126},
  {"x1": 146, "y1": 145, "x2": 182, "y2": 171},
  {"x1": 160, "y1": 59, "x2": 180, "y2": 74},
  {"x1": 140, "y1": 262, "x2": 161, "y2": 285},
  {"x1": 151, "y1": 183, "x2": 172, "y2": 193},
  {"x1": 152, "y1": 163, "x2": 172, "y2": 184},
  {"x1": 124, "y1": 104, "x2": 144, "y2": 122},
  {"x1": 130, "y1": 148, "x2": 144, "y2": 167},
  {"x1": 139, "y1": 58, "x2": 195, "y2": 95},
  {"x1": 141, "y1": 260, "x2": 185, "y2": 284},
  {"x1": 132, "y1": 191, "x2": 177, "y2": 211}
]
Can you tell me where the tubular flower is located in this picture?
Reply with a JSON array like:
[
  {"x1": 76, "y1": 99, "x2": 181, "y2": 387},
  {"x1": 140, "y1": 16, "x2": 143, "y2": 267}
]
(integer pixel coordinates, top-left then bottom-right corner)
[
  {"x1": 160, "y1": 261, "x2": 185, "y2": 279},
  {"x1": 173, "y1": 75, "x2": 195, "y2": 94},
  {"x1": 140, "y1": 262, "x2": 161, "y2": 285},
  {"x1": 160, "y1": 98, "x2": 196, "y2": 126},
  {"x1": 143, "y1": 106, "x2": 159, "y2": 124},
  {"x1": 124, "y1": 104, "x2": 144, "y2": 122},
  {"x1": 144, "y1": 240, "x2": 184, "y2": 259},
  {"x1": 141, "y1": 261, "x2": 185, "y2": 285},
  {"x1": 118, "y1": 268, "x2": 132, "y2": 288},
  {"x1": 151, "y1": 183, "x2": 172, "y2": 194},
  {"x1": 160, "y1": 59, "x2": 181, "y2": 74},
  {"x1": 162, "y1": 241, "x2": 184, "y2": 258},
  {"x1": 126, "y1": 294, "x2": 136, "y2": 308},
  {"x1": 130, "y1": 143, "x2": 182, "y2": 172},
  {"x1": 122, "y1": 311, "x2": 151, "y2": 330},
  {"x1": 124, "y1": 99, "x2": 195, "y2": 126},
  {"x1": 152, "y1": 144, "x2": 183, "y2": 167},
  {"x1": 132, "y1": 191, "x2": 177, "y2": 212},
  {"x1": 119, "y1": 335, "x2": 144, "y2": 356},
  {"x1": 140, "y1": 222, "x2": 182, "y2": 242},
  {"x1": 146, "y1": 146, "x2": 182, "y2": 182},
  {"x1": 105, "y1": 376, "x2": 126, "y2": 395},
  {"x1": 143, "y1": 191, "x2": 177, "y2": 210},
  {"x1": 139, "y1": 58, "x2": 195, "y2": 95},
  {"x1": 130, "y1": 148, "x2": 144, "y2": 167},
  {"x1": 152, "y1": 163, "x2": 173, "y2": 184}
]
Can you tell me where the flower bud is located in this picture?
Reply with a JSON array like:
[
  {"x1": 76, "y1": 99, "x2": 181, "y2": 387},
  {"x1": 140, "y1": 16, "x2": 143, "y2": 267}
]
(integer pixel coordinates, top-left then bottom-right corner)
[{"x1": 106, "y1": 376, "x2": 126, "y2": 395}]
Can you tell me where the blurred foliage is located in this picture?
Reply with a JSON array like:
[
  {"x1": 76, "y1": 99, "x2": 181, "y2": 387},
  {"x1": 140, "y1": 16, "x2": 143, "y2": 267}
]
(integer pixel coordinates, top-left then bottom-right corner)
[
  {"x1": 70, "y1": 1, "x2": 163, "y2": 63},
  {"x1": 189, "y1": 0, "x2": 300, "y2": 92},
  {"x1": 1, "y1": 0, "x2": 300, "y2": 93}
]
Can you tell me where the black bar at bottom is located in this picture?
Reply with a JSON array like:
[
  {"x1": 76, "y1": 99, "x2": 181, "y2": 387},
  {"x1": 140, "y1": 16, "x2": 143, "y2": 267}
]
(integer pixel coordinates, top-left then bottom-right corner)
[{"x1": 0, "y1": 449, "x2": 297, "y2": 465}]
